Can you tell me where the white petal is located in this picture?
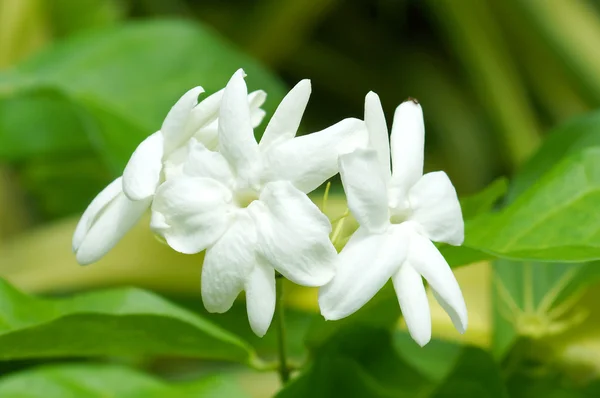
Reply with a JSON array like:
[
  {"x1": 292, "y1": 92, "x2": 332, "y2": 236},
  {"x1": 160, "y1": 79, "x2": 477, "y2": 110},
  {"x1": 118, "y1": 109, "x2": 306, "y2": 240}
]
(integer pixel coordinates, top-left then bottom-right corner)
[
  {"x1": 75, "y1": 193, "x2": 151, "y2": 265},
  {"x1": 151, "y1": 176, "x2": 232, "y2": 254},
  {"x1": 432, "y1": 289, "x2": 467, "y2": 336},
  {"x1": 250, "y1": 181, "x2": 336, "y2": 287},
  {"x1": 182, "y1": 139, "x2": 234, "y2": 185},
  {"x1": 259, "y1": 80, "x2": 311, "y2": 150},
  {"x1": 319, "y1": 227, "x2": 407, "y2": 320},
  {"x1": 249, "y1": 90, "x2": 267, "y2": 128},
  {"x1": 218, "y1": 69, "x2": 259, "y2": 177},
  {"x1": 365, "y1": 92, "x2": 391, "y2": 181},
  {"x1": 339, "y1": 149, "x2": 389, "y2": 233},
  {"x1": 73, "y1": 177, "x2": 123, "y2": 252},
  {"x1": 408, "y1": 171, "x2": 464, "y2": 245},
  {"x1": 122, "y1": 132, "x2": 164, "y2": 201},
  {"x1": 407, "y1": 231, "x2": 468, "y2": 334},
  {"x1": 251, "y1": 109, "x2": 267, "y2": 129},
  {"x1": 162, "y1": 145, "x2": 188, "y2": 181},
  {"x1": 262, "y1": 118, "x2": 368, "y2": 193},
  {"x1": 201, "y1": 211, "x2": 257, "y2": 313},
  {"x1": 245, "y1": 262, "x2": 276, "y2": 337},
  {"x1": 188, "y1": 89, "x2": 223, "y2": 147},
  {"x1": 392, "y1": 263, "x2": 431, "y2": 347},
  {"x1": 162, "y1": 86, "x2": 205, "y2": 155},
  {"x1": 390, "y1": 99, "x2": 424, "y2": 191},
  {"x1": 194, "y1": 120, "x2": 219, "y2": 150},
  {"x1": 194, "y1": 90, "x2": 266, "y2": 149}
]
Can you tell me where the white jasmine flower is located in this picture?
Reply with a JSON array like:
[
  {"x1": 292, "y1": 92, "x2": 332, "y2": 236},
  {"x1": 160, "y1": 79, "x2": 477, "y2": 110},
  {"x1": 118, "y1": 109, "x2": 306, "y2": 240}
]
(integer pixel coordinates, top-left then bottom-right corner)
[
  {"x1": 73, "y1": 82, "x2": 266, "y2": 265},
  {"x1": 151, "y1": 69, "x2": 367, "y2": 336},
  {"x1": 318, "y1": 93, "x2": 467, "y2": 346}
]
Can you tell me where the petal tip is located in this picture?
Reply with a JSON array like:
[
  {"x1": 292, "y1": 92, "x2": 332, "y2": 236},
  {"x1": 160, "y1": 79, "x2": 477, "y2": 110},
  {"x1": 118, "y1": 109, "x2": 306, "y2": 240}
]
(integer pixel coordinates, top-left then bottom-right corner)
[
  {"x1": 233, "y1": 68, "x2": 247, "y2": 79},
  {"x1": 457, "y1": 313, "x2": 468, "y2": 334},
  {"x1": 201, "y1": 299, "x2": 230, "y2": 315},
  {"x1": 396, "y1": 98, "x2": 423, "y2": 116},
  {"x1": 249, "y1": 89, "x2": 267, "y2": 106},
  {"x1": 412, "y1": 331, "x2": 431, "y2": 347},
  {"x1": 250, "y1": 325, "x2": 268, "y2": 338},
  {"x1": 298, "y1": 79, "x2": 312, "y2": 92},
  {"x1": 75, "y1": 249, "x2": 98, "y2": 266},
  {"x1": 164, "y1": 235, "x2": 201, "y2": 255},
  {"x1": 318, "y1": 290, "x2": 351, "y2": 321},
  {"x1": 72, "y1": 227, "x2": 84, "y2": 253},
  {"x1": 365, "y1": 91, "x2": 381, "y2": 103},
  {"x1": 319, "y1": 307, "x2": 344, "y2": 321},
  {"x1": 189, "y1": 86, "x2": 204, "y2": 99},
  {"x1": 291, "y1": 269, "x2": 335, "y2": 288}
]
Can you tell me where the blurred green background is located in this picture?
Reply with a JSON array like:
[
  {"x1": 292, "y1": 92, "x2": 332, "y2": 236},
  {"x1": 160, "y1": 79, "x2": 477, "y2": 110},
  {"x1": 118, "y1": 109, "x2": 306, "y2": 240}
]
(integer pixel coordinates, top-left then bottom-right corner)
[{"x1": 2, "y1": 0, "x2": 600, "y2": 397}]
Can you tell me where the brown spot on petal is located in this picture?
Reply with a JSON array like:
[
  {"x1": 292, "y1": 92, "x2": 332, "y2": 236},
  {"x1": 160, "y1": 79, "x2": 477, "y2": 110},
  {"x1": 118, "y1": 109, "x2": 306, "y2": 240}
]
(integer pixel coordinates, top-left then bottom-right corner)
[{"x1": 406, "y1": 97, "x2": 419, "y2": 104}]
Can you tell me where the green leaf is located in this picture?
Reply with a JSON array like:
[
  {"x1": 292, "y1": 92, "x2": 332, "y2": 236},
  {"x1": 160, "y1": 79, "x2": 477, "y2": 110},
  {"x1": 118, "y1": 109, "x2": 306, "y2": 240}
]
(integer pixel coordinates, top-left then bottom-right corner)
[
  {"x1": 505, "y1": 367, "x2": 600, "y2": 398},
  {"x1": 394, "y1": 334, "x2": 508, "y2": 398},
  {"x1": 438, "y1": 115, "x2": 600, "y2": 265},
  {"x1": 0, "y1": 19, "x2": 285, "y2": 171},
  {"x1": 508, "y1": 110, "x2": 600, "y2": 202},
  {"x1": 0, "y1": 279, "x2": 256, "y2": 364},
  {"x1": 491, "y1": 259, "x2": 600, "y2": 358},
  {"x1": 18, "y1": 153, "x2": 111, "y2": 219},
  {"x1": 439, "y1": 245, "x2": 494, "y2": 268},
  {"x1": 393, "y1": 333, "x2": 463, "y2": 383},
  {"x1": 304, "y1": 284, "x2": 401, "y2": 350},
  {"x1": 477, "y1": 113, "x2": 600, "y2": 357},
  {"x1": 431, "y1": 346, "x2": 508, "y2": 398},
  {"x1": 0, "y1": 87, "x2": 112, "y2": 219},
  {"x1": 278, "y1": 327, "x2": 431, "y2": 398},
  {"x1": 170, "y1": 295, "x2": 314, "y2": 363},
  {"x1": 0, "y1": 363, "x2": 248, "y2": 397},
  {"x1": 457, "y1": 112, "x2": 600, "y2": 263},
  {"x1": 280, "y1": 326, "x2": 508, "y2": 398},
  {"x1": 466, "y1": 147, "x2": 600, "y2": 262},
  {"x1": 44, "y1": 0, "x2": 126, "y2": 37},
  {"x1": 0, "y1": 88, "x2": 90, "y2": 160},
  {"x1": 461, "y1": 177, "x2": 508, "y2": 220}
]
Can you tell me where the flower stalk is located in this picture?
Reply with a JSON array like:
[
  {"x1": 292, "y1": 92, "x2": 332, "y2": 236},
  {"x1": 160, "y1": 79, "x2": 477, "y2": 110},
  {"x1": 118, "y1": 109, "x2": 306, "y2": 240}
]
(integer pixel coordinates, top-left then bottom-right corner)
[{"x1": 275, "y1": 273, "x2": 290, "y2": 384}]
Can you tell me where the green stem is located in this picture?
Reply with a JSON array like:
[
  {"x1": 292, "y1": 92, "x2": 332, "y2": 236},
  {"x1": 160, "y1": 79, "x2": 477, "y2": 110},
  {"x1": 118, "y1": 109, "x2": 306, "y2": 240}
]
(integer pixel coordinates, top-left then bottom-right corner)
[{"x1": 275, "y1": 274, "x2": 290, "y2": 384}]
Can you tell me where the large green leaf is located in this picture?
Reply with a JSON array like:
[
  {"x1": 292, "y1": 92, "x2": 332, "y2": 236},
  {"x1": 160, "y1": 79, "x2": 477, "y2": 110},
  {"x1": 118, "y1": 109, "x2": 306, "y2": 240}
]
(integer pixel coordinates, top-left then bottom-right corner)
[
  {"x1": 461, "y1": 177, "x2": 508, "y2": 220},
  {"x1": 441, "y1": 113, "x2": 600, "y2": 264},
  {"x1": 508, "y1": 110, "x2": 600, "y2": 202},
  {"x1": 171, "y1": 294, "x2": 314, "y2": 364},
  {"x1": 393, "y1": 333, "x2": 463, "y2": 383},
  {"x1": 466, "y1": 147, "x2": 600, "y2": 262},
  {"x1": 394, "y1": 334, "x2": 508, "y2": 398},
  {"x1": 0, "y1": 88, "x2": 90, "y2": 160},
  {"x1": 278, "y1": 327, "x2": 430, "y2": 398},
  {"x1": 0, "y1": 19, "x2": 285, "y2": 171},
  {"x1": 44, "y1": 0, "x2": 126, "y2": 37},
  {"x1": 491, "y1": 260, "x2": 600, "y2": 358},
  {"x1": 0, "y1": 19, "x2": 285, "y2": 219},
  {"x1": 279, "y1": 326, "x2": 507, "y2": 398},
  {"x1": 0, "y1": 363, "x2": 248, "y2": 397},
  {"x1": 479, "y1": 113, "x2": 600, "y2": 357},
  {"x1": 304, "y1": 284, "x2": 401, "y2": 350},
  {"x1": 0, "y1": 279, "x2": 256, "y2": 364},
  {"x1": 431, "y1": 346, "x2": 508, "y2": 398},
  {"x1": 446, "y1": 111, "x2": 600, "y2": 263}
]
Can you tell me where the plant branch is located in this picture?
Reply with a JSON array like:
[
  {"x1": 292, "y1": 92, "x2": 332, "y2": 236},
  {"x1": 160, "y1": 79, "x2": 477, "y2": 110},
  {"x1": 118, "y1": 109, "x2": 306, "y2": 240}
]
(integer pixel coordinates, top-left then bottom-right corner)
[{"x1": 275, "y1": 273, "x2": 290, "y2": 384}]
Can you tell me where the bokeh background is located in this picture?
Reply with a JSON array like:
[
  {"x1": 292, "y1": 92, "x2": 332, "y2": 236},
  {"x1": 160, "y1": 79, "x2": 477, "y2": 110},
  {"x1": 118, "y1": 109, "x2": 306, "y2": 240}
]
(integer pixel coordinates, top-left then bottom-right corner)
[{"x1": 2, "y1": 0, "x2": 600, "y2": 397}]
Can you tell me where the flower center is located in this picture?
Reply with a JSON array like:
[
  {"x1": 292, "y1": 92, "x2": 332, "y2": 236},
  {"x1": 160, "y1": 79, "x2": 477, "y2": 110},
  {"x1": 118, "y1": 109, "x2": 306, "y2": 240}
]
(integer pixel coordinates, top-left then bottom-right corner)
[
  {"x1": 234, "y1": 188, "x2": 259, "y2": 208},
  {"x1": 389, "y1": 208, "x2": 411, "y2": 224},
  {"x1": 388, "y1": 198, "x2": 412, "y2": 224}
]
